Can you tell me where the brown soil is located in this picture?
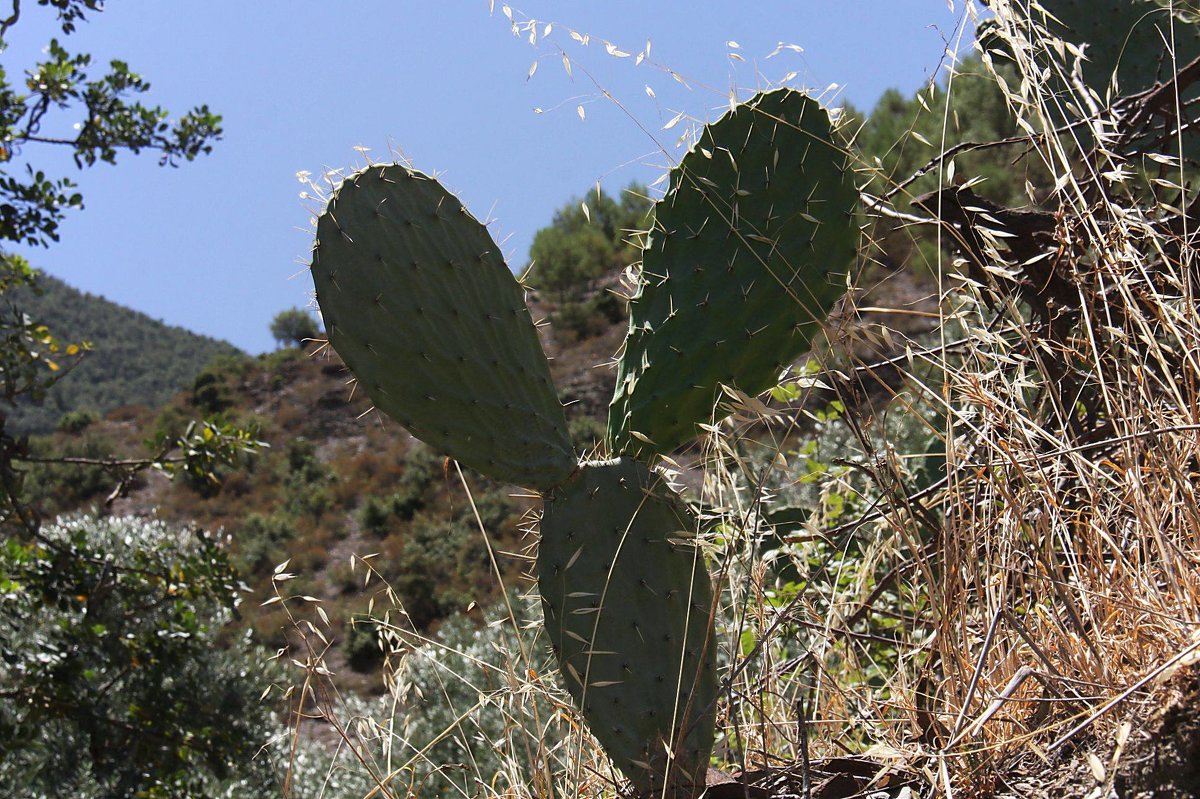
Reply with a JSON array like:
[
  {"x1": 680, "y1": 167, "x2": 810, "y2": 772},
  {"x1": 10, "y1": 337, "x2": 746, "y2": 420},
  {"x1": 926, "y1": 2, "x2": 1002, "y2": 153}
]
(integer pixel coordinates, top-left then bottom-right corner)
[{"x1": 1115, "y1": 663, "x2": 1200, "y2": 798}]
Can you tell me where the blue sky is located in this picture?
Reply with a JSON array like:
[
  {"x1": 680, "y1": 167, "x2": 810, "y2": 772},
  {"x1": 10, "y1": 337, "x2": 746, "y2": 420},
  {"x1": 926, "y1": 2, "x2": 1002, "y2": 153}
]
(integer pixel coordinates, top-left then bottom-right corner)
[{"x1": 9, "y1": 2, "x2": 975, "y2": 353}]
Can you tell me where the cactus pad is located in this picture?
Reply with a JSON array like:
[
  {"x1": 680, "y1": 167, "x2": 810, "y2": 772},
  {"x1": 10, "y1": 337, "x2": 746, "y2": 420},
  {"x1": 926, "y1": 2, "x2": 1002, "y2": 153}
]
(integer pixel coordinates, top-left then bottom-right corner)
[
  {"x1": 539, "y1": 457, "x2": 716, "y2": 795},
  {"x1": 1034, "y1": 0, "x2": 1200, "y2": 99},
  {"x1": 311, "y1": 164, "x2": 575, "y2": 489},
  {"x1": 607, "y1": 90, "x2": 857, "y2": 457},
  {"x1": 979, "y1": 1, "x2": 1200, "y2": 156}
]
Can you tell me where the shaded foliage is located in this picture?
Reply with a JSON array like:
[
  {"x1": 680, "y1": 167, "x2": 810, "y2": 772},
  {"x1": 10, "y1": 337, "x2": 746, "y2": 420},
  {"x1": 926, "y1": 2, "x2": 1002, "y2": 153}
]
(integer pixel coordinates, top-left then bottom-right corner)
[{"x1": 0, "y1": 516, "x2": 279, "y2": 797}]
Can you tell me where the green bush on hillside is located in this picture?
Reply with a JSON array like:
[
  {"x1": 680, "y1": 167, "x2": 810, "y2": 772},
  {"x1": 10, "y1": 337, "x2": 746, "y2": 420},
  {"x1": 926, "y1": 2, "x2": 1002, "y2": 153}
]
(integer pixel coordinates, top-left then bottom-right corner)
[
  {"x1": 0, "y1": 515, "x2": 279, "y2": 797},
  {"x1": 270, "y1": 307, "x2": 321, "y2": 349}
]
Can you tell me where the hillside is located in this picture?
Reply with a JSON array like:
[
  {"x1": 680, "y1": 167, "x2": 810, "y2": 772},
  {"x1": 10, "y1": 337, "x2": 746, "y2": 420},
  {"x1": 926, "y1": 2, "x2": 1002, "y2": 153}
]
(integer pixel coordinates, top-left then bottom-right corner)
[
  {"x1": 6, "y1": 273, "x2": 243, "y2": 434},
  {"x1": 19, "y1": 321, "x2": 610, "y2": 697}
]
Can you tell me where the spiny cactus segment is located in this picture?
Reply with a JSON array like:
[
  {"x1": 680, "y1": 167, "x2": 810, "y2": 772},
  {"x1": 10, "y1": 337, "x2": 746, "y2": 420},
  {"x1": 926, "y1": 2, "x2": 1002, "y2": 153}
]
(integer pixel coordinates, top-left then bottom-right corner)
[
  {"x1": 607, "y1": 89, "x2": 858, "y2": 458},
  {"x1": 538, "y1": 457, "x2": 716, "y2": 797},
  {"x1": 540, "y1": 458, "x2": 715, "y2": 791},
  {"x1": 311, "y1": 164, "x2": 575, "y2": 490}
]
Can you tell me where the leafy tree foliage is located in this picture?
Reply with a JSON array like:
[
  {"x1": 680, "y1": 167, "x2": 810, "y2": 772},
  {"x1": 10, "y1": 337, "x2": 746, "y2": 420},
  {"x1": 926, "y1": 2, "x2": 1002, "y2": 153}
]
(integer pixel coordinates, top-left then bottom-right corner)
[
  {"x1": 524, "y1": 184, "x2": 650, "y2": 301},
  {"x1": 0, "y1": 6, "x2": 272, "y2": 794},
  {"x1": 0, "y1": 2, "x2": 220, "y2": 249},
  {"x1": 0, "y1": 516, "x2": 280, "y2": 797},
  {"x1": 269, "y1": 307, "x2": 321, "y2": 349}
]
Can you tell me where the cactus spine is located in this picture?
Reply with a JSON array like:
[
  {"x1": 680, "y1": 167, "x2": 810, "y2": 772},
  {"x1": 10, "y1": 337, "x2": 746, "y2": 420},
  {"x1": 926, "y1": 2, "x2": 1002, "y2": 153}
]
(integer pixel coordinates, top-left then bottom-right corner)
[{"x1": 310, "y1": 88, "x2": 856, "y2": 797}]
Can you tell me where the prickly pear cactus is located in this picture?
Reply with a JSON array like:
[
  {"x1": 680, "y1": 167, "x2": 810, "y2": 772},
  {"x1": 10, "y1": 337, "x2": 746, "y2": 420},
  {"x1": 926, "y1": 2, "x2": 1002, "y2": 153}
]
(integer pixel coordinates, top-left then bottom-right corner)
[
  {"x1": 1033, "y1": 0, "x2": 1200, "y2": 100},
  {"x1": 310, "y1": 87, "x2": 857, "y2": 796},
  {"x1": 607, "y1": 89, "x2": 857, "y2": 458},
  {"x1": 980, "y1": 1, "x2": 1200, "y2": 157},
  {"x1": 310, "y1": 164, "x2": 575, "y2": 489},
  {"x1": 310, "y1": 163, "x2": 719, "y2": 795},
  {"x1": 539, "y1": 457, "x2": 716, "y2": 797}
]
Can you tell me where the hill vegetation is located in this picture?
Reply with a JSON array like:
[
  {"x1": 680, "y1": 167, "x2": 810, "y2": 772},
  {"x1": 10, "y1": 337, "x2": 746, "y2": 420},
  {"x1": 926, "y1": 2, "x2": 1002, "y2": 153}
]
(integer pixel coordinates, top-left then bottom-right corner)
[{"x1": 6, "y1": 274, "x2": 242, "y2": 434}]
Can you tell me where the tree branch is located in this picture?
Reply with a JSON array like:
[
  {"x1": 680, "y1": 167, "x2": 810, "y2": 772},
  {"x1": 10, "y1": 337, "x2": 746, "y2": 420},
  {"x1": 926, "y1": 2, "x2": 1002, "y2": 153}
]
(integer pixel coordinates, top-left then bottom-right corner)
[{"x1": 0, "y1": 0, "x2": 20, "y2": 38}]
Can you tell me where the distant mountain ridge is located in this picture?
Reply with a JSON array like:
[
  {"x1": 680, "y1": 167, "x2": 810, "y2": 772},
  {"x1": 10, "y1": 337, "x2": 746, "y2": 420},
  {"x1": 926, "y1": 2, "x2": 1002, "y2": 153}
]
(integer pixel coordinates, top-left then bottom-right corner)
[{"x1": 7, "y1": 274, "x2": 242, "y2": 434}]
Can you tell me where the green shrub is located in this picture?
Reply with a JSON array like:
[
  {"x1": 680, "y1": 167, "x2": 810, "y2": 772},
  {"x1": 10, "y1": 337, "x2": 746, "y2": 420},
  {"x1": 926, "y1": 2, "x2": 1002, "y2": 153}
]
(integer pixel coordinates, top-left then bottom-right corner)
[
  {"x1": 454, "y1": 487, "x2": 517, "y2": 534},
  {"x1": 284, "y1": 437, "x2": 324, "y2": 482},
  {"x1": 387, "y1": 443, "x2": 439, "y2": 522},
  {"x1": 189, "y1": 353, "x2": 254, "y2": 416},
  {"x1": 552, "y1": 290, "x2": 627, "y2": 341},
  {"x1": 56, "y1": 408, "x2": 97, "y2": 433},
  {"x1": 389, "y1": 483, "x2": 425, "y2": 521},
  {"x1": 234, "y1": 512, "x2": 295, "y2": 573},
  {"x1": 524, "y1": 184, "x2": 650, "y2": 303},
  {"x1": 191, "y1": 368, "x2": 234, "y2": 414},
  {"x1": 401, "y1": 442, "x2": 440, "y2": 488},
  {"x1": 269, "y1": 307, "x2": 321, "y2": 349},
  {"x1": 590, "y1": 289, "x2": 625, "y2": 324},
  {"x1": 567, "y1": 414, "x2": 605, "y2": 452},
  {"x1": 385, "y1": 518, "x2": 490, "y2": 629},
  {"x1": 24, "y1": 432, "x2": 119, "y2": 515},
  {"x1": 150, "y1": 402, "x2": 191, "y2": 444},
  {"x1": 343, "y1": 614, "x2": 384, "y2": 672},
  {"x1": 356, "y1": 494, "x2": 392, "y2": 536},
  {"x1": 0, "y1": 516, "x2": 279, "y2": 797}
]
